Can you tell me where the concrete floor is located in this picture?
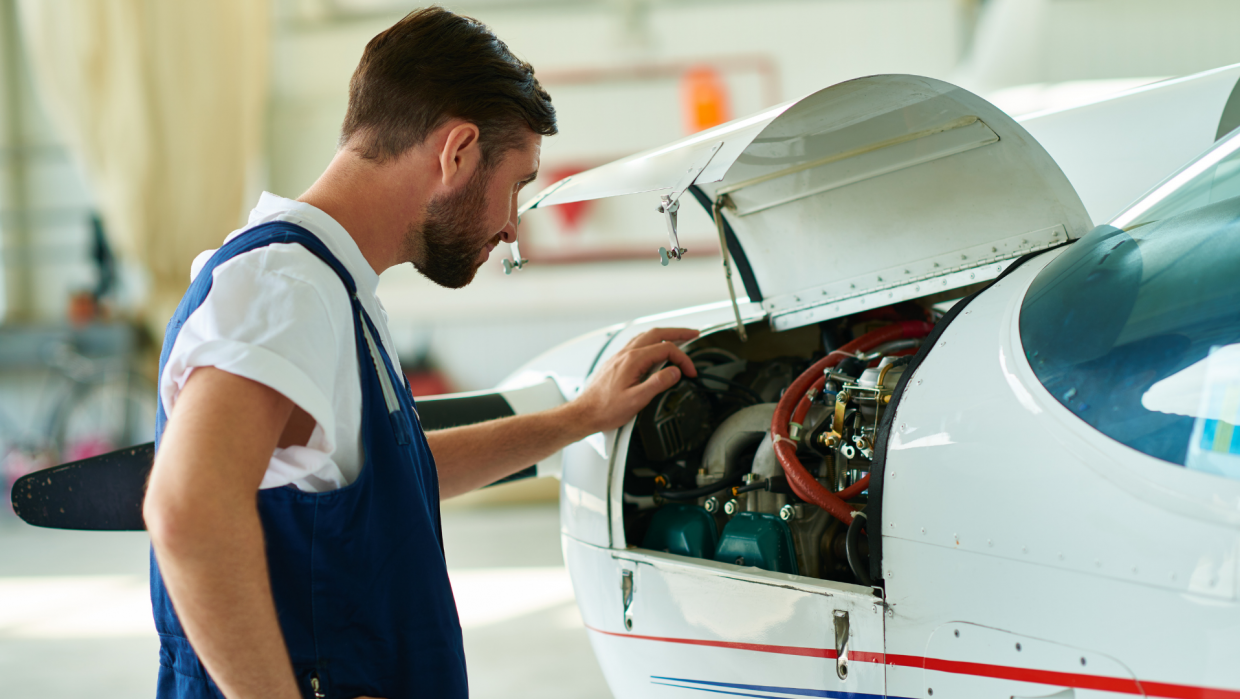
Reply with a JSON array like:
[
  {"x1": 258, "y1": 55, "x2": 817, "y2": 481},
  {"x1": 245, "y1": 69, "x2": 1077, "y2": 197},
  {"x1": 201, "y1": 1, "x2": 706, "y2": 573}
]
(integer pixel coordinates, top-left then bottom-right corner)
[{"x1": 0, "y1": 502, "x2": 613, "y2": 698}]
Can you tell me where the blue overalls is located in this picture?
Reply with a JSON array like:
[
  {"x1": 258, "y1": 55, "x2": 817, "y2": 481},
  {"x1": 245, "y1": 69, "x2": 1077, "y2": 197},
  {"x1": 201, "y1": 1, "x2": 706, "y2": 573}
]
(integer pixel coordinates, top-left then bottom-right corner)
[{"x1": 150, "y1": 222, "x2": 468, "y2": 698}]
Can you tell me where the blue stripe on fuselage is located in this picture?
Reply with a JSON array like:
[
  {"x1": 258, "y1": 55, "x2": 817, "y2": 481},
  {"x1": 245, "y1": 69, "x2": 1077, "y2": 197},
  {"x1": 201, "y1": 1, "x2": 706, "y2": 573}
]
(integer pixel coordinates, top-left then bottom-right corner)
[{"x1": 651, "y1": 676, "x2": 911, "y2": 699}]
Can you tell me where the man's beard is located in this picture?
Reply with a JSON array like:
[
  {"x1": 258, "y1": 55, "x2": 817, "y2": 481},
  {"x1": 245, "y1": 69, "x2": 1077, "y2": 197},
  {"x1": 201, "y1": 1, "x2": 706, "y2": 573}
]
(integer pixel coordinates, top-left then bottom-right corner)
[{"x1": 405, "y1": 167, "x2": 496, "y2": 289}]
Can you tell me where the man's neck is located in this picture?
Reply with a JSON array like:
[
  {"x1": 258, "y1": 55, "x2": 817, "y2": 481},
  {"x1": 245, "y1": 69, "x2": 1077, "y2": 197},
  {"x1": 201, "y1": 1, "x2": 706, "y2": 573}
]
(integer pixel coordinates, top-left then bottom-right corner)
[{"x1": 298, "y1": 150, "x2": 429, "y2": 275}]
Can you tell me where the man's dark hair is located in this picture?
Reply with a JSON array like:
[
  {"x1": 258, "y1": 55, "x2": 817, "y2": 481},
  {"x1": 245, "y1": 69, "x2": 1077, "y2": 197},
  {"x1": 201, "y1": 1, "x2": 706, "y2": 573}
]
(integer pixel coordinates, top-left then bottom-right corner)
[{"x1": 341, "y1": 6, "x2": 557, "y2": 167}]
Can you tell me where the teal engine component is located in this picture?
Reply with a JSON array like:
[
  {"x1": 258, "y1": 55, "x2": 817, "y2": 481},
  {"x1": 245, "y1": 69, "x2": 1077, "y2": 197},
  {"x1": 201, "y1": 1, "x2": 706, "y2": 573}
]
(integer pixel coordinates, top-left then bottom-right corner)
[
  {"x1": 713, "y1": 512, "x2": 799, "y2": 575},
  {"x1": 642, "y1": 504, "x2": 718, "y2": 559}
]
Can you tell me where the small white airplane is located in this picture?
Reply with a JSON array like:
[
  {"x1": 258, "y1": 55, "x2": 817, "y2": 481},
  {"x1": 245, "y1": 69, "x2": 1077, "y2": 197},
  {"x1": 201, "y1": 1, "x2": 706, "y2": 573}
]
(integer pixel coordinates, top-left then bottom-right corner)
[
  {"x1": 467, "y1": 66, "x2": 1240, "y2": 698},
  {"x1": 15, "y1": 66, "x2": 1240, "y2": 699}
]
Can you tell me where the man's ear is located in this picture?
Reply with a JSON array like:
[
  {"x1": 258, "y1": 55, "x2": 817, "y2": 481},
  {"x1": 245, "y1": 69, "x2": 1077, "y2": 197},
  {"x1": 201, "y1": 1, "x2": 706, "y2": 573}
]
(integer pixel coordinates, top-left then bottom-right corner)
[{"x1": 440, "y1": 123, "x2": 482, "y2": 187}]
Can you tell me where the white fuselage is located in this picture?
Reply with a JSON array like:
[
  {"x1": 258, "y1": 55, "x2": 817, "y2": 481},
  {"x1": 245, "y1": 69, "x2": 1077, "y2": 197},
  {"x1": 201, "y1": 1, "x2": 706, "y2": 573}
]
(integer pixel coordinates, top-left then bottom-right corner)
[{"x1": 514, "y1": 249, "x2": 1240, "y2": 699}]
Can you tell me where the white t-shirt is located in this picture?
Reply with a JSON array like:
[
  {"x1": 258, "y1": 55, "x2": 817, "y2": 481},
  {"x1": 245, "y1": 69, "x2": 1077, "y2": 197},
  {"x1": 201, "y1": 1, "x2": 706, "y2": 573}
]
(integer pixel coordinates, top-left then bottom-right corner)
[{"x1": 160, "y1": 192, "x2": 405, "y2": 493}]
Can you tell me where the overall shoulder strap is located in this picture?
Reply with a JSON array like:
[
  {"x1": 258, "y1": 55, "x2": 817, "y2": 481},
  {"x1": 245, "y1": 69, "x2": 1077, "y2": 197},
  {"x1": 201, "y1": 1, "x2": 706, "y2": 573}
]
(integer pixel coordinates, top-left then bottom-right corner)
[
  {"x1": 186, "y1": 221, "x2": 357, "y2": 304},
  {"x1": 156, "y1": 221, "x2": 359, "y2": 444}
]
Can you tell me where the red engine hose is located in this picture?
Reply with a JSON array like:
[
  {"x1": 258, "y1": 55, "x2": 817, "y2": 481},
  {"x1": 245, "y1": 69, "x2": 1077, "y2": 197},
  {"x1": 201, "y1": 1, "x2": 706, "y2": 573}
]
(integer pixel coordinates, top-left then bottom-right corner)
[{"x1": 771, "y1": 321, "x2": 933, "y2": 525}]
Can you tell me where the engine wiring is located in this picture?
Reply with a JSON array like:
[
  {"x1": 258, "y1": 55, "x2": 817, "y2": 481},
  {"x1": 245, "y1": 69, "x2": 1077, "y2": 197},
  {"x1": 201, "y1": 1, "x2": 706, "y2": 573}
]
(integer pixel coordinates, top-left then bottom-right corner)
[
  {"x1": 730, "y1": 475, "x2": 789, "y2": 497},
  {"x1": 653, "y1": 470, "x2": 746, "y2": 501}
]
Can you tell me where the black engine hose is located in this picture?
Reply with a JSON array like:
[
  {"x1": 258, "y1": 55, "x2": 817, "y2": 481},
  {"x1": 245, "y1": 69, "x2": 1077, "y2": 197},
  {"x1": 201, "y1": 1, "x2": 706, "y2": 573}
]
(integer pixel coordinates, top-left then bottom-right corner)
[
  {"x1": 845, "y1": 511, "x2": 872, "y2": 587},
  {"x1": 732, "y1": 480, "x2": 767, "y2": 495},
  {"x1": 655, "y1": 470, "x2": 746, "y2": 502},
  {"x1": 882, "y1": 355, "x2": 913, "y2": 370}
]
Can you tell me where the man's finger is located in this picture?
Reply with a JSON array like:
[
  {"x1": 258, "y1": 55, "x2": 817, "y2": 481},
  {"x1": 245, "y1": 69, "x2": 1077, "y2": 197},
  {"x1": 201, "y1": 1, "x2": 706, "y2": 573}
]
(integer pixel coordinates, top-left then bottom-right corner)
[
  {"x1": 629, "y1": 366, "x2": 682, "y2": 406},
  {"x1": 627, "y1": 327, "x2": 700, "y2": 350},
  {"x1": 628, "y1": 339, "x2": 697, "y2": 379},
  {"x1": 663, "y1": 341, "x2": 697, "y2": 378}
]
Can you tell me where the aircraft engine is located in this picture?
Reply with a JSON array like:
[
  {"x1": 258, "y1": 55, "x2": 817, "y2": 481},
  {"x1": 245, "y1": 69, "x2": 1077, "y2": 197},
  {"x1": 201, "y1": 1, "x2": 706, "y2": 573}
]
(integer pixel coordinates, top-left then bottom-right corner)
[{"x1": 623, "y1": 303, "x2": 944, "y2": 587}]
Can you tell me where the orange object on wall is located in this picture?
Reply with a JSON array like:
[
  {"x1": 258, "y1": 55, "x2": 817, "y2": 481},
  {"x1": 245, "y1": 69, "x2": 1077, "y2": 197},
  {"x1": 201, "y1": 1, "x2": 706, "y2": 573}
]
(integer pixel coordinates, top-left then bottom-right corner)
[{"x1": 681, "y1": 67, "x2": 731, "y2": 134}]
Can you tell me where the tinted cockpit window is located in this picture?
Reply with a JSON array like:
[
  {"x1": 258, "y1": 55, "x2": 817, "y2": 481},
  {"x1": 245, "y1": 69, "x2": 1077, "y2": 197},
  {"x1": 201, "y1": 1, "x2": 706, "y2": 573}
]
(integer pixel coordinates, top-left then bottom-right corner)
[{"x1": 1019, "y1": 136, "x2": 1240, "y2": 469}]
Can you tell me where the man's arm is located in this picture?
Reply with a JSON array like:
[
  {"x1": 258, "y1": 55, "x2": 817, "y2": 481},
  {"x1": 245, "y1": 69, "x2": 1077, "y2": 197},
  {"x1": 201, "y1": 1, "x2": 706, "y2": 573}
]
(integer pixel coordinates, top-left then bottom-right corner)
[
  {"x1": 143, "y1": 368, "x2": 305, "y2": 699},
  {"x1": 428, "y1": 328, "x2": 699, "y2": 498}
]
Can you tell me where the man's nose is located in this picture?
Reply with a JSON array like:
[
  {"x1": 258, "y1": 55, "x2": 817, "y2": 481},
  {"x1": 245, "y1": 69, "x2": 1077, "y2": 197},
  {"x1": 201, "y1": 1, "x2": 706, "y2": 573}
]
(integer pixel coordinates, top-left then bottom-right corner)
[
  {"x1": 499, "y1": 197, "x2": 519, "y2": 243},
  {"x1": 499, "y1": 220, "x2": 517, "y2": 244}
]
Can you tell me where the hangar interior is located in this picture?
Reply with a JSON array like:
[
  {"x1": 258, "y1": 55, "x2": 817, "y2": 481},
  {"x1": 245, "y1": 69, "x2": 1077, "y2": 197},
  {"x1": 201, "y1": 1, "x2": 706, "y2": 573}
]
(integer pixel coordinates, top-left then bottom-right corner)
[{"x1": 1, "y1": 0, "x2": 1238, "y2": 696}]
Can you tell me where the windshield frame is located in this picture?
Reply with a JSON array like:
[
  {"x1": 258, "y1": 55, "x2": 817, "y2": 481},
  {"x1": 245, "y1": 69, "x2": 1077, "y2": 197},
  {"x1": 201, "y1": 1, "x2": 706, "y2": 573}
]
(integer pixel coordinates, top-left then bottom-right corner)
[{"x1": 1111, "y1": 128, "x2": 1240, "y2": 228}]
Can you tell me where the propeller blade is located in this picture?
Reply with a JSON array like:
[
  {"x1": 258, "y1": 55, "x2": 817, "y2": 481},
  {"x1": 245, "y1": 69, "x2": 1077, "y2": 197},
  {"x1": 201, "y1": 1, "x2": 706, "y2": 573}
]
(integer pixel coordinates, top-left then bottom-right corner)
[
  {"x1": 11, "y1": 442, "x2": 154, "y2": 531},
  {"x1": 7, "y1": 387, "x2": 547, "y2": 531}
]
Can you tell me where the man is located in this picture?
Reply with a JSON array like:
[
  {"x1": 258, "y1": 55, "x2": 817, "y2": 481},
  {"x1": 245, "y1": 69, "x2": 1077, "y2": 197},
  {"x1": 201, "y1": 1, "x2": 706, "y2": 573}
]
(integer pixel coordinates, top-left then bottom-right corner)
[{"x1": 143, "y1": 8, "x2": 698, "y2": 699}]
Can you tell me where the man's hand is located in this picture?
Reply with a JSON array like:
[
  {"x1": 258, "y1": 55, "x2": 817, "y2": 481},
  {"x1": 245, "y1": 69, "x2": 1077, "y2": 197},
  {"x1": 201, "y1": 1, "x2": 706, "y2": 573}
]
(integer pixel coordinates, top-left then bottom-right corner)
[
  {"x1": 565, "y1": 327, "x2": 699, "y2": 434},
  {"x1": 428, "y1": 327, "x2": 698, "y2": 497}
]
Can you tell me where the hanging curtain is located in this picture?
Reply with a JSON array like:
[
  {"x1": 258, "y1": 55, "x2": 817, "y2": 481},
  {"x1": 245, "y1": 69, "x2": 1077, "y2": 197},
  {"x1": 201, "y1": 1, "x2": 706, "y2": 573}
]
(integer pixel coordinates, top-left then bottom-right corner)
[{"x1": 17, "y1": 0, "x2": 269, "y2": 332}]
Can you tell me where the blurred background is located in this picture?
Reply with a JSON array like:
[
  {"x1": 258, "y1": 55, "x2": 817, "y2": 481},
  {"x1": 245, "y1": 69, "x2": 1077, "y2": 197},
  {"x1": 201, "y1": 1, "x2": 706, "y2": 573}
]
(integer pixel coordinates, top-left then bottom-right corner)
[{"x1": 1, "y1": 0, "x2": 1238, "y2": 696}]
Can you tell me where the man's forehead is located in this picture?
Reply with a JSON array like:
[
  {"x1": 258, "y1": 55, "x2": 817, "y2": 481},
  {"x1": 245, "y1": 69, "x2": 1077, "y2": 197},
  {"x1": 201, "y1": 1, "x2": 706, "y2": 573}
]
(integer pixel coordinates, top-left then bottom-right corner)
[
  {"x1": 511, "y1": 134, "x2": 541, "y2": 180},
  {"x1": 519, "y1": 134, "x2": 541, "y2": 169}
]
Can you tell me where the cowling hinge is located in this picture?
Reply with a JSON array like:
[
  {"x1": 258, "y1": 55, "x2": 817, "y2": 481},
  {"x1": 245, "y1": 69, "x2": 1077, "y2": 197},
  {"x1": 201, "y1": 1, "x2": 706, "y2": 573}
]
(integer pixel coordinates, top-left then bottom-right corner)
[{"x1": 658, "y1": 142, "x2": 723, "y2": 266}]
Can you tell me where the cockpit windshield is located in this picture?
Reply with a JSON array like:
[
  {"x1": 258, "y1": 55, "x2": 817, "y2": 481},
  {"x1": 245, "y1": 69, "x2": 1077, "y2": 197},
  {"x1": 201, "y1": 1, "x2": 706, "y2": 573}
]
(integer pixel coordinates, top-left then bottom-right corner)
[{"x1": 1020, "y1": 132, "x2": 1240, "y2": 477}]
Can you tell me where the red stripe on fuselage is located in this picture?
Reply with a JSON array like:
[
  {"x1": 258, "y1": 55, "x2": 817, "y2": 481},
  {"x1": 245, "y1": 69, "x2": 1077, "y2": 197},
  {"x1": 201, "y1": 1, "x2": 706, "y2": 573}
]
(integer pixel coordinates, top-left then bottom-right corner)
[
  {"x1": 883, "y1": 653, "x2": 1142, "y2": 695},
  {"x1": 588, "y1": 625, "x2": 837, "y2": 659},
  {"x1": 586, "y1": 626, "x2": 1240, "y2": 698}
]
